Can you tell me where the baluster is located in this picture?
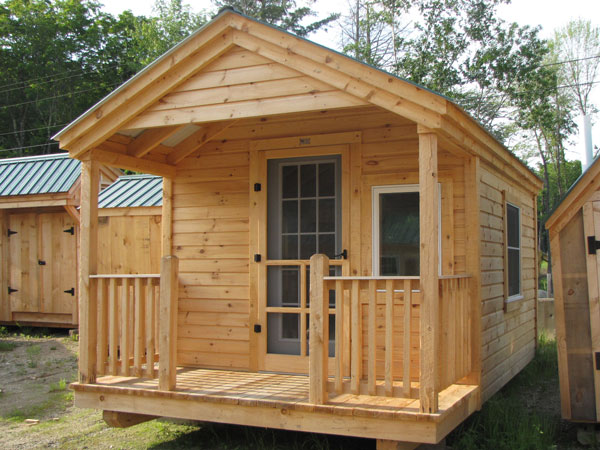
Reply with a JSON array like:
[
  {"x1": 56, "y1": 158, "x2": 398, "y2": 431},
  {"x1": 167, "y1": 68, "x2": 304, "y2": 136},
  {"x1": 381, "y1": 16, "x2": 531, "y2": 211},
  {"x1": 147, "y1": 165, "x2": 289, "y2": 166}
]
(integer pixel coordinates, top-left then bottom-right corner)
[
  {"x1": 300, "y1": 263, "x2": 307, "y2": 357},
  {"x1": 121, "y1": 278, "x2": 130, "y2": 376},
  {"x1": 335, "y1": 279, "x2": 344, "y2": 393},
  {"x1": 97, "y1": 278, "x2": 109, "y2": 376},
  {"x1": 403, "y1": 279, "x2": 412, "y2": 398},
  {"x1": 145, "y1": 279, "x2": 156, "y2": 378},
  {"x1": 108, "y1": 278, "x2": 119, "y2": 375},
  {"x1": 368, "y1": 279, "x2": 376, "y2": 396},
  {"x1": 134, "y1": 278, "x2": 146, "y2": 376},
  {"x1": 350, "y1": 280, "x2": 361, "y2": 394},
  {"x1": 384, "y1": 280, "x2": 394, "y2": 397}
]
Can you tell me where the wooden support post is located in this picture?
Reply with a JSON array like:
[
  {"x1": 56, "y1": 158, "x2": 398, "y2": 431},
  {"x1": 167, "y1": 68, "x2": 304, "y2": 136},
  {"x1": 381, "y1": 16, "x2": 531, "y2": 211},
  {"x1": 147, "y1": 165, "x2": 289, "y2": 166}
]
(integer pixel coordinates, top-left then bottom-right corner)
[
  {"x1": 103, "y1": 410, "x2": 156, "y2": 428},
  {"x1": 418, "y1": 127, "x2": 439, "y2": 413},
  {"x1": 79, "y1": 159, "x2": 100, "y2": 384},
  {"x1": 159, "y1": 255, "x2": 179, "y2": 391},
  {"x1": 161, "y1": 177, "x2": 173, "y2": 257},
  {"x1": 376, "y1": 439, "x2": 419, "y2": 450},
  {"x1": 464, "y1": 156, "x2": 482, "y2": 405},
  {"x1": 309, "y1": 254, "x2": 329, "y2": 404}
]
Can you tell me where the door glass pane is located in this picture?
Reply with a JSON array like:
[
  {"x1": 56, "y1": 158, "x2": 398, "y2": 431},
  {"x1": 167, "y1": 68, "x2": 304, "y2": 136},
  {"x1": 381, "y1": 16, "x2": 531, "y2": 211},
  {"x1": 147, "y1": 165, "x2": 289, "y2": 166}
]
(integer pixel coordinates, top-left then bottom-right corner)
[
  {"x1": 300, "y1": 164, "x2": 316, "y2": 197},
  {"x1": 380, "y1": 192, "x2": 420, "y2": 276},
  {"x1": 319, "y1": 198, "x2": 335, "y2": 232},
  {"x1": 267, "y1": 313, "x2": 300, "y2": 355},
  {"x1": 300, "y1": 199, "x2": 316, "y2": 233},
  {"x1": 300, "y1": 234, "x2": 316, "y2": 260},
  {"x1": 282, "y1": 200, "x2": 298, "y2": 233},
  {"x1": 319, "y1": 163, "x2": 335, "y2": 196},
  {"x1": 282, "y1": 165, "x2": 298, "y2": 198},
  {"x1": 318, "y1": 233, "x2": 335, "y2": 258},
  {"x1": 282, "y1": 235, "x2": 298, "y2": 259}
]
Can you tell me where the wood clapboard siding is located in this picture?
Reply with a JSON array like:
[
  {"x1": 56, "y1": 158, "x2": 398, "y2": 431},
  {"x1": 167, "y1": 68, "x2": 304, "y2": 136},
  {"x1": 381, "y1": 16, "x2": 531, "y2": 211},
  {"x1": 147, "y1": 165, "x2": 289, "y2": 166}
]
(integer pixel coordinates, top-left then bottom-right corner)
[
  {"x1": 170, "y1": 108, "x2": 471, "y2": 375},
  {"x1": 97, "y1": 213, "x2": 162, "y2": 275},
  {"x1": 479, "y1": 166, "x2": 537, "y2": 401}
]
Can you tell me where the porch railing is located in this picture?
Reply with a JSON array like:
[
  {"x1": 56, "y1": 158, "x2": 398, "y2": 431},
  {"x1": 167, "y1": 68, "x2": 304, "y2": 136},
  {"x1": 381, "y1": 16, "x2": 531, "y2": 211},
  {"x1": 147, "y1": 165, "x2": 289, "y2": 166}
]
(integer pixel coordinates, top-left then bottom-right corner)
[
  {"x1": 309, "y1": 254, "x2": 472, "y2": 412},
  {"x1": 85, "y1": 255, "x2": 179, "y2": 390},
  {"x1": 91, "y1": 274, "x2": 160, "y2": 378}
]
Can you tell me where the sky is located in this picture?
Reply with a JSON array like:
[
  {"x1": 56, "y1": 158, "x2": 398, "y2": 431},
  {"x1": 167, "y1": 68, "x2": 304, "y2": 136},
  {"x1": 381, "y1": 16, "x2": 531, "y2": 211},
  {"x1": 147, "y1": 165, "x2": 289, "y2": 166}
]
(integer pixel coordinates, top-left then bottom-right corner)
[{"x1": 99, "y1": 0, "x2": 600, "y2": 164}]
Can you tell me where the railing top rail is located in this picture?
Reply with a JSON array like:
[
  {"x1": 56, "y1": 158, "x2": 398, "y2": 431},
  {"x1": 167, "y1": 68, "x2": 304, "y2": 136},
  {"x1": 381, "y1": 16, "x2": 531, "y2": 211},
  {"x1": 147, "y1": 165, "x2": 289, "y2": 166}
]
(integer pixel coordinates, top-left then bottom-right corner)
[
  {"x1": 266, "y1": 259, "x2": 344, "y2": 266},
  {"x1": 439, "y1": 274, "x2": 472, "y2": 280},
  {"x1": 90, "y1": 274, "x2": 161, "y2": 279},
  {"x1": 323, "y1": 275, "x2": 420, "y2": 281}
]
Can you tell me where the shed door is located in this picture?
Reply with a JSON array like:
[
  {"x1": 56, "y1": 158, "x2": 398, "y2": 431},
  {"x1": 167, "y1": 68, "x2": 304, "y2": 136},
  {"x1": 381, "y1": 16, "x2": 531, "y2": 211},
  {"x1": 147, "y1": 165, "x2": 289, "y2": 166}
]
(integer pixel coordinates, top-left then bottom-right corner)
[
  {"x1": 39, "y1": 213, "x2": 77, "y2": 315},
  {"x1": 8, "y1": 213, "x2": 39, "y2": 312},
  {"x1": 583, "y1": 200, "x2": 600, "y2": 421},
  {"x1": 259, "y1": 151, "x2": 346, "y2": 373}
]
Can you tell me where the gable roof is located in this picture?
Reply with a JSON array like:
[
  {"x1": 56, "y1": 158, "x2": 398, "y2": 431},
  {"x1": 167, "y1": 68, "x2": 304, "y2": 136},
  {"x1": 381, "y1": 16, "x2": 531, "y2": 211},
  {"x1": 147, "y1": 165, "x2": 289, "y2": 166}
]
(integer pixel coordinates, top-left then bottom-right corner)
[
  {"x1": 546, "y1": 156, "x2": 600, "y2": 234},
  {"x1": 53, "y1": 8, "x2": 542, "y2": 194},
  {"x1": 0, "y1": 153, "x2": 80, "y2": 197},
  {"x1": 98, "y1": 174, "x2": 162, "y2": 208}
]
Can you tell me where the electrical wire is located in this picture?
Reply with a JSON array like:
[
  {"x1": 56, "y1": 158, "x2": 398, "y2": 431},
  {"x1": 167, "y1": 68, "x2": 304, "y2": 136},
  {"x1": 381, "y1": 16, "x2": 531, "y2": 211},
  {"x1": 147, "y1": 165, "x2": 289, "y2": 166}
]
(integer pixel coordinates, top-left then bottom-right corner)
[{"x1": 0, "y1": 142, "x2": 60, "y2": 154}]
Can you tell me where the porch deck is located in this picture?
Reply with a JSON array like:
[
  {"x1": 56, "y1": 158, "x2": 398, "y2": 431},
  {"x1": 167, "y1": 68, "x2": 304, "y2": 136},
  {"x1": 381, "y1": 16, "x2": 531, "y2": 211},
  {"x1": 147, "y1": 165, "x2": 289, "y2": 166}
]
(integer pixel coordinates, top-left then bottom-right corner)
[{"x1": 72, "y1": 367, "x2": 479, "y2": 444}]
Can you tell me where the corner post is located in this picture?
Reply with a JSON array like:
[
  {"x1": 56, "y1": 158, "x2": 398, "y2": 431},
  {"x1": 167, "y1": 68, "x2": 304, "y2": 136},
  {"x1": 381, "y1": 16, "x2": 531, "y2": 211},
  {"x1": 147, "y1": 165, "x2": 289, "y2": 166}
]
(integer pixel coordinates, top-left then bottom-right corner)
[
  {"x1": 309, "y1": 254, "x2": 329, "y2": 404},
  {"x1": 79, "y1": 158, "x2": 100, "y2": 384},
  {"x1": 161, "y1": 177, "x2": 173, "y2": 257},
  {"x1": 418, "y1": 126, "x2": 439, "y2": 413},
  {"x1": 159, "y1": 255, "x2": 179, "y2": 391}
]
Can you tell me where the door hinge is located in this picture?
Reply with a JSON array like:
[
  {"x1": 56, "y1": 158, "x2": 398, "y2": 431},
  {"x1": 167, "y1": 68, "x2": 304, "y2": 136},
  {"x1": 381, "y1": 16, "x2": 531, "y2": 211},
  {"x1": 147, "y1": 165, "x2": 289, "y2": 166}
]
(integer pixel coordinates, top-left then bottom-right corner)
[
  {"x1": 63, "y1": 226, "x2": 75, "y2": 235},
  {"x1": 38, "y1": 260, "x2": 46, "y2": 266},
  {"x1": 7, "y1": 229, "x2": 17, "y2": 237},
  {"x1": 334, "y1": 249, "x2": 348, "y2": 260},
  {"x1": 254, "y1": 183, "x2": 262, "y2": 192},
  {"x1": 254, "y1": 324, "x2": 262, "y2": 333},
  {"x1": 8, "y1": 286, "x2": 17, "y2": 294},
  {"x1": 64, "y1": 288, "x2": 75, "y2": 296},
  {"x1": 254, "y1": 254, "x2": 261, "y2": 262}
]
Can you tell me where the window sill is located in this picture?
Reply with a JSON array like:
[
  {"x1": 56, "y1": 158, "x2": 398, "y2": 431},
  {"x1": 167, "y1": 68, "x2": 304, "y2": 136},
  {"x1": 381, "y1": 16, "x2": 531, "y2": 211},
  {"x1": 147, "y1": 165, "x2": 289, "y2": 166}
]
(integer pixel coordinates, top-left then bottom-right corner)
[{"x1": 504, "y1": 294, "x2": 524, "y2": 312}]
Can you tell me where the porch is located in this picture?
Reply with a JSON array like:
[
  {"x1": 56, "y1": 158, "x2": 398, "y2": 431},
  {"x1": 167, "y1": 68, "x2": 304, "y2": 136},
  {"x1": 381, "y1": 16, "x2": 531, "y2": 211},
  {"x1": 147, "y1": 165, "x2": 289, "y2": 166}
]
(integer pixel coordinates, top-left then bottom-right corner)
[{"x1": 73, "y1": 367, "x2": 479, "y2": 444}]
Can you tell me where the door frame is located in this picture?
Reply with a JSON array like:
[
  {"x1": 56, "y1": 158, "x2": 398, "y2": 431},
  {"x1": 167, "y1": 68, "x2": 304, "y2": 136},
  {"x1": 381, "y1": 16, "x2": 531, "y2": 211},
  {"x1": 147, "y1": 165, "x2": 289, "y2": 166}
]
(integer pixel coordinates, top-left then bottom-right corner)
[{"x1": 249, "y1": 133, "x2": 357, "y2": 373}]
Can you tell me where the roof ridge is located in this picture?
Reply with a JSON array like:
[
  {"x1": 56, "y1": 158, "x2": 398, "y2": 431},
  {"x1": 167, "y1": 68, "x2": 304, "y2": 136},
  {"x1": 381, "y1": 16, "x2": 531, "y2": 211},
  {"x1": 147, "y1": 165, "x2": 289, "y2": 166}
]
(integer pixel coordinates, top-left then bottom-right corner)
[{"x1": 0, "y1": 153, "x2": 71, "y2": 164}]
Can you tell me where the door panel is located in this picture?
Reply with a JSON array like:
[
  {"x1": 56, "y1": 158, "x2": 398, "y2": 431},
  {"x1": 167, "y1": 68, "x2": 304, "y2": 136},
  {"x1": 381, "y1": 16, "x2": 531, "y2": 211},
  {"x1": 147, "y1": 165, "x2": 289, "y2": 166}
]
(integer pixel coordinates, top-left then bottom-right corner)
[
  {"x1": 8, "y1": 213, "x2": 38, "y2": 312},
  {"x1": 261, "y1": 154, "x2": 343, "y2": 371},
  {"x1": 39, "y1": 213, "x2": 77, "y2": 315}
]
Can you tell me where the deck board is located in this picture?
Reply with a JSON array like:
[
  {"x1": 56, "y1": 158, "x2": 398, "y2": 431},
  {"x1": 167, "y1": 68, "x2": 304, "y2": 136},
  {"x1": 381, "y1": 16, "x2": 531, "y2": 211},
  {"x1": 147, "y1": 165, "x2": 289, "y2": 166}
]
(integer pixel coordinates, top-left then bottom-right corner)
[{"x1": 88, "y1": 367, "x2": 477, "y2": 421}]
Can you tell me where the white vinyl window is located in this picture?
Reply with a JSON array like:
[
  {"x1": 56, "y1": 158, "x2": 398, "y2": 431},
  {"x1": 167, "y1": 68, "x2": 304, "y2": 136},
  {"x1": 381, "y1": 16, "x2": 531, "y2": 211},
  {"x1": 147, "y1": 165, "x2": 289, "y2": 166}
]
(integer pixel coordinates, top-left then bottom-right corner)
[
  {"x1": 505, "y1": 202, "x2": 521, "y2": 299},
  {"x1": 372, "y1": 185, "x2": 441, "y2": 276}
]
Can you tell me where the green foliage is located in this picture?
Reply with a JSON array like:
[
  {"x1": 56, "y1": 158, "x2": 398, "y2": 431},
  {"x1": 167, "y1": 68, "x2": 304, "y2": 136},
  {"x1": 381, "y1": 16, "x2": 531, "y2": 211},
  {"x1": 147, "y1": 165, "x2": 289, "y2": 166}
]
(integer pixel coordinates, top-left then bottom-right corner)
[
  {"x1": 0, "y1": 341, "x2": 16, "y2": 352},
  {"x1": 212, "y1": 0, "x2": 338, "y2": 37},
  {"x1": 448, "y1": 337, "x2": 559, "y2": 450},
  {"x1": 49, "y1": 378, "x2": 68, "y2": 392}
]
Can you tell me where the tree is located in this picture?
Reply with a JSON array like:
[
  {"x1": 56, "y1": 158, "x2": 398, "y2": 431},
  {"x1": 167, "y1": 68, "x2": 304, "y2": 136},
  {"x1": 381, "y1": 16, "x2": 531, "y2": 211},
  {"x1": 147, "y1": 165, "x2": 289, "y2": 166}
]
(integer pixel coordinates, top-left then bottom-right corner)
[{"x1": 211, "y1": 0, "x2": 338, "y2": 37}]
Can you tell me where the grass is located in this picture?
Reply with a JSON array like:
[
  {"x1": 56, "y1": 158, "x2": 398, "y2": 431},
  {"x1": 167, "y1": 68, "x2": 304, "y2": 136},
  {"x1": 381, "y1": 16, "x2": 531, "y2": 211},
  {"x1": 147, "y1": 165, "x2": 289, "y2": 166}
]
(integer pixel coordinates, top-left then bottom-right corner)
[
  {"x1": 447, "y1": 334, "x2": 560, "y2": 450},
  {"x1": 0, "y1": 341, "x2": 16, "y2": 352},
  {"x1": 2, "y1": 391, "x2": 73, "y2": 423},
  {"x1": 49, "y1": 379, "x2": 67, "y2": 392}
]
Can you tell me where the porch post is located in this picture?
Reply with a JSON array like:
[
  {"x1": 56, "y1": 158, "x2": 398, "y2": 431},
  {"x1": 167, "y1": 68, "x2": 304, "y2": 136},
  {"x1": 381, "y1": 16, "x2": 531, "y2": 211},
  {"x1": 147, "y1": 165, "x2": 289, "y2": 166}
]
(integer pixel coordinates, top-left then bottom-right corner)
[
  {"x1": 79, "y1": 158, "x2": 100, "y2": 384},
  {"x1": 161, "y1": 177, "x2": 173, "y2": 257},
  {"x1": 418, "y1": 126, "x2": 439, "y2": 413},
  {"x1": 309, "y1": 254, "x2": 329, "y2": 404},
  {"x1": 159, "y1": 255, "x2": 179, "y2": 391}
]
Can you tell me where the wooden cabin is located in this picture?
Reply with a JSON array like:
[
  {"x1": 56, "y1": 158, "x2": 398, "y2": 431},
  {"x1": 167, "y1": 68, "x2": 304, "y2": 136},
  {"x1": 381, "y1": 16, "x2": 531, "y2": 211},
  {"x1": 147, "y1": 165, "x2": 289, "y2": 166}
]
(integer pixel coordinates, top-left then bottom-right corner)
[
  {"x1": 545, "y1": 157, "x2": 600, "y2": 423},
  {"x1": 0, "y1": 154, "x2": 118, "y2": 327},
  {"x1": 53, "y1": 9, "x2": 543, "y2": 448},
  {"x1": 0, "y1": 155, "x2": 159, "y2": 328}
]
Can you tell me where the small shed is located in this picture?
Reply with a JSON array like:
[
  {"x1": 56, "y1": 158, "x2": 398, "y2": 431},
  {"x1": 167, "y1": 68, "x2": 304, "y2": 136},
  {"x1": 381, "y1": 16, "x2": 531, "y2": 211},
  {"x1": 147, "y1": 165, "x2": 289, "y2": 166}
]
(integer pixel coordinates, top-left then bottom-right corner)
[
  {"x1": 53, "y1": 9, "x2": 543, "y2": 448},
  {"x1": 546, "y1": 157, "x2": 600, "y2": 422},
  {"x1": 0, "y1": 154, "x2": 159, "y2": 328},
  {"x1": 97, "y1": 174, "x2": 163, "y2": 275}
]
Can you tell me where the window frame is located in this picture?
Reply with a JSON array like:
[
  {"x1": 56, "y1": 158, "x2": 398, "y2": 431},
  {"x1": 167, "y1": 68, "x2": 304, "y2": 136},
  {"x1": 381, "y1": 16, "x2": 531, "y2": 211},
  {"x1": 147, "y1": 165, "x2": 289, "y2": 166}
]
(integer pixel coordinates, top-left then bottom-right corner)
[
  {"x1": 504, "y1": 192, "x2": 523, "y2": 307},
  {"x1": 372, "y1": 184, "x2": 442, "y2": 277}
]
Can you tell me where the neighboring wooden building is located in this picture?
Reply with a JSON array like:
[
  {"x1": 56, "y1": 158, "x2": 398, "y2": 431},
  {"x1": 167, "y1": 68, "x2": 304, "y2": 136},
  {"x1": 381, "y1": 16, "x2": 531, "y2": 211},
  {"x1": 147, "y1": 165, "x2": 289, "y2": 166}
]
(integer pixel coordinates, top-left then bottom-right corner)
[
  {"x1": 97, "y1": 174, "x2": 162, "y2": 275},
  {"x1": 0, "y1": 155, "x2": 157, "y2": 328},
  {"x1": 53, "y1": 9, "x2": 542, "y2": 448},
  {"x1": 546, "y1": 157, "x2": 600, "y2": 423}
]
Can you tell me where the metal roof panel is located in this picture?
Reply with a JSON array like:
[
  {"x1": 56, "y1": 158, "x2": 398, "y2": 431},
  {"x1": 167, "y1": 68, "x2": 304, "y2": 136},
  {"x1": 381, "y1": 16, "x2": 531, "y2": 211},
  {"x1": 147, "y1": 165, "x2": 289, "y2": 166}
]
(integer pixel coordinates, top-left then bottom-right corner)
[{"x1": 98, "y1": 175, "x2": 163, "y2": 208}]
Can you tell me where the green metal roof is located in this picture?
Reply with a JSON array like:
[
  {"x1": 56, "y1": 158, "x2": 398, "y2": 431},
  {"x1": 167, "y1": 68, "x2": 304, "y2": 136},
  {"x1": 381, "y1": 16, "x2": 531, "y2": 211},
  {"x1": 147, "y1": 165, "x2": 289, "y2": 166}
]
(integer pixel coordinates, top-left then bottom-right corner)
[
  {"x1": 98, "y1": 174, "x2": 162, "y2": 208},
  {"x1": 0, "y1": 153, "x2": 80, "y2": 197}
]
